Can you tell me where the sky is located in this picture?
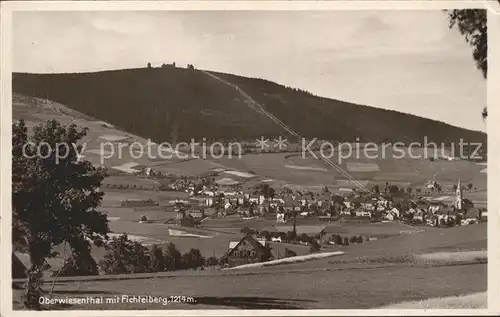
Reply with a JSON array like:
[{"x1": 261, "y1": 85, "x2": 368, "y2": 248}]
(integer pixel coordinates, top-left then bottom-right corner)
[{"x1": 13, "y1": 10, "x2": 486, "y2": 132}]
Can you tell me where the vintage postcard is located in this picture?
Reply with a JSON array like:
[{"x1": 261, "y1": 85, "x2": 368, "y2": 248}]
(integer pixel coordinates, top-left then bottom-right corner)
[{"x1": 1, "y1": 0, "x2": 498, "y2": 315}]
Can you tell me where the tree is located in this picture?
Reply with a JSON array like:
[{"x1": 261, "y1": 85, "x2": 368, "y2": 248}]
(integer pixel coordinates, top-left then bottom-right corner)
[
  {"x1": 372, "y1": 185, "x2": 380, "y2": 194},
  {"x1": 388, "y1": 185, "x2": 399, "y2": 194},
  {"x1": 453, "y1": 184, "x2": 458, "y2": 191},
  {"x1": 447, "y1": 9, "x2": 487, "y2": 119},
  {"x1": 343, "y1": 237, "x2": 350, "y2": 246},
  {"x1": 147, "y1": 62, "x2": 152, "y2": 68},
  {"x1": 150, "y1": 244, "x2": 165, "y2": 272},
  {"x1": 254, "y1": 183, "x2": 276, "y2": 199},
  {"x1": 181, "y1": 248, "x2": 205, "y2": 270},
  {"x1": 309, "y1": 240, "x2": 321, "y2": 253},
  {"x1": 286, "y1": 230, "x2": 296, "y2": 243},
  {"x1": 13, "y1": 120, "x2": 109, "y2": 309},
  {"x1": 467, "y1": 183, "x2": 473, "y2": 190},
  {"x1": 99, "y1": 233, "x2": 150, "y2": 274},
  {"x1": 128, "y1": 241, "x2": 151, "y2": 273},
  {"x1": 298, "y1": 233, "x2": 310, "y2": 243},
  {"x1": 206, "y1": 256, "x2": 218, "y2": 268},
  {"x1": 260, "y1": 230, "x2": 271, "y2": 241},
  {"x1": 349, "y1": 236, "x2": 357, "y2": 244},
  {"x1": 321, "y1": 185, "x2": 331, "y2": 194},
  {"x1": 333, "y1": 234, "x2": 343, "y2": 245},
  {"x1": 163, "y1": 242, "x2": 182, "y2": 271}
]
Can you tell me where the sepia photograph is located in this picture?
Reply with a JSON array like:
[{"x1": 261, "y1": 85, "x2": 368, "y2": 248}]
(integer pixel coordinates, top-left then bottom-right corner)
[{"x1": 1, "y1": 1, "x2": 496, "y2": 314}]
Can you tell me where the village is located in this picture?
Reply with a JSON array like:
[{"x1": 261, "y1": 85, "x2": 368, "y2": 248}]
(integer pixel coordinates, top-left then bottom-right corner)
[
  {"x1": 101, "y1": 163, "x2": 488, "y2": 271},
  {"x1": 133, "y1": 166, "x2": 487, "y2": 229}
]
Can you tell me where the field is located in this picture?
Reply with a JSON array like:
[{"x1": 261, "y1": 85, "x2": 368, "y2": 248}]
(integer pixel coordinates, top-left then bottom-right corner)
[
  {"x1": 213, "y1": 152, "x2": 487, "y2": 191},
  {"x1": 380, "y1": 292, "x2": 487, "y2": 309},
  {"x1": 13, "y1": 263, "x2": 486, "y2": 310},
  {"x1": 12, "y1": 92, "x2": 488, "y2": 310}
]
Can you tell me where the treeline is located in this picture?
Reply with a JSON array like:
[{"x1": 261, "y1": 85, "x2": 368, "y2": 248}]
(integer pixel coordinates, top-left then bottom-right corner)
[
  {"x1": 12, "y1": 68, "x2": 486, "y2": 145},
  {"x1": 57, "y1": 234, "x2": 218, "y2": 277},
  {"x1": 212, "y1": 71, "x2": 487, "y2": 144}
]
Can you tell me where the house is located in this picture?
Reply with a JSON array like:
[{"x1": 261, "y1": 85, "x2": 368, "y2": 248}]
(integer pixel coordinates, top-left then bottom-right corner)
[
  {"x1": 480, "y1": 210, "x2": 488, "y2": 221},
  {"x1": 203, "y1": 190, "x2": 215, "y2": 197},
  {"x1": 337, "y1": 188, "x2": 354, "y2": 197},
  {"x1": 429, "y1": 204, "x2": 441, "y2": 214},
  {"x1": 355, "y1": 210, "x2": 371, "y2": 218},
  {"x1": 276, "y1": 211, "x2": 286, "y2": 223},
  {"x1": 272, "y1": 197, "x2": 285, "y2": 204},
  {"x1": 413, "y1": 209, "x2": 425, "y2": 222},
  {"x1": 259, "y1": 200, "x2": 271, "y2": 214},
  {"x1": 235, "y1": 194, "x2": 245, "y2": 205},
  {"x1": 385, "y1": 207, "x2": 400, "y2": 221},
  {"x1": 238, "y1": 207, "x2": 251, "y2": 217},
  {"x1": 283, "y1": 195, "x2": 295, "y2": 212},
  {"x1": 121, "y1": 198, "x2": 159, "y2": 207},
  {"x1": 176, "y1": 209, "x2": 186, "y2": 222},
  {"x1": 186, "y1": 206, "x2": 204, "y2": 219},
  {"x1": 249, "y1": 195, "x2": 264, "y2": 205},
  {"x1": 220, "y1": 235, "x2": 273, "y2": 267},
  {"x1": 340, "y1": 209, "x2": 351, "y2": 216},
  {"x1": 205, "y1": 196, "x2": 214, "y2": 207},
  {"x1": 361, "y1": 203, "x2": 375, "y2": 211}
]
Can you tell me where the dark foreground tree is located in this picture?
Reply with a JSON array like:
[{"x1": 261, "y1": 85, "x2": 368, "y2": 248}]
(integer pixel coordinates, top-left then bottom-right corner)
[
  {"x1": 13, "y1": 119, "x2": 109, "y2": 309},
  {"x1": 447, "y1": 9, "x2": 487, "y2": 119}
]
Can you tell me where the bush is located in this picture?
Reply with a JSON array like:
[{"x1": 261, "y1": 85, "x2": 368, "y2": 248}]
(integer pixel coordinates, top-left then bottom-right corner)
[
  {"x1": 309, "y1": 240, "x2": 321, "y2": 253},
  {"x1": 343, "y1": 237, "x2": 350, "y2": 246},
  {"x1": 349, "y1": 236, "x2": 358, "y2": 244}
]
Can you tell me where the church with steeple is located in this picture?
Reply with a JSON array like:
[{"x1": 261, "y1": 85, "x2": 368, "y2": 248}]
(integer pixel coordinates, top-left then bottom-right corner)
[{"x1": 454, "y1": 179, "x2": 462, "y2": 210}]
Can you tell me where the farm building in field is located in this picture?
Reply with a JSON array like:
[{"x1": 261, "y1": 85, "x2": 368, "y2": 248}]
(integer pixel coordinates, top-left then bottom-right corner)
[
  {"x1": 221, "y1": 235, "x2": 273, "y2": 268},
  {"x1": 121, "y1": 198, "x2": 159, "y2": 207}
]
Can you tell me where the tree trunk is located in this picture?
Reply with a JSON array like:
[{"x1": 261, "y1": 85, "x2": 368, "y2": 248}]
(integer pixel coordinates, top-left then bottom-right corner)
[
  {"x1": 23, "y1": 239, "x2": 45, "y2": 310},
  {"x1": 24, "y1": 263, "x2": 43, "y2": 310}
]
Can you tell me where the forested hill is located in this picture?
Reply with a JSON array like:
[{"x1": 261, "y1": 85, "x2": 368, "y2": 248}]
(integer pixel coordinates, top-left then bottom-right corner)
[{"x1": 12, "y1": 67, "x2": 486, "y2": 145}]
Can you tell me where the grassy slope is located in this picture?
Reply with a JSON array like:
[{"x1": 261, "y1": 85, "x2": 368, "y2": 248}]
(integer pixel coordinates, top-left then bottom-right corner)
[{"x1": 12, "y1": 67, "x2": 486, "y2": 144}]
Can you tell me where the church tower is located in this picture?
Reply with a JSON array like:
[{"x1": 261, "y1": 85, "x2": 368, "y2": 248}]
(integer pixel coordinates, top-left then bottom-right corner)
[{"x1": 455, "y1": 179, "x2": 462, "y2": 210}]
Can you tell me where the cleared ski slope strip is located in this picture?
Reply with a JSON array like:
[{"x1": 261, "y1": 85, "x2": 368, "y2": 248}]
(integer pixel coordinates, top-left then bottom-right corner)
[{"x1": 201, "y1": 70, "x2": 370, "y2": 193}]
